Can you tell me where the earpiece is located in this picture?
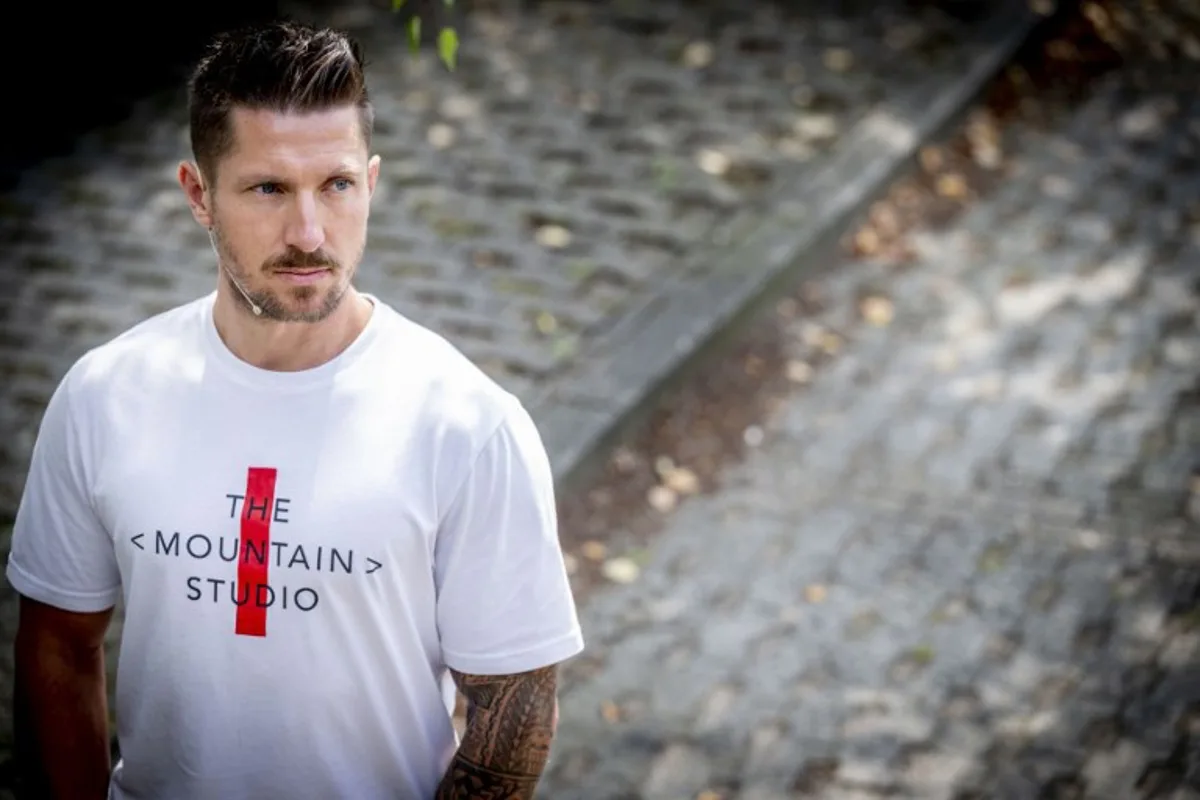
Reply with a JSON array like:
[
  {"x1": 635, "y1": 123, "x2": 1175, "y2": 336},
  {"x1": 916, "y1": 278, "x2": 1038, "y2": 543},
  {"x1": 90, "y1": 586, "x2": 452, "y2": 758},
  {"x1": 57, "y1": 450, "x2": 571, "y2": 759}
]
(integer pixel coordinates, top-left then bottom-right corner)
[{"x1": 208, "y1": 227, "x2": 263, "y2": 316}]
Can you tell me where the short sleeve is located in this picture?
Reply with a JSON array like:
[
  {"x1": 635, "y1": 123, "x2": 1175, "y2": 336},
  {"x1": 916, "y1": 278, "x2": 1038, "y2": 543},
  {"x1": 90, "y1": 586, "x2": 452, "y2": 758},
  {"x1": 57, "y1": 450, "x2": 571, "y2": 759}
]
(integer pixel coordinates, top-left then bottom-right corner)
[
  {"x1": 433, "y1": 399, "x2": 584, "y2": 676},
  {"x1": 6, "y1": 371, "x2": 121, "y2": 613}
]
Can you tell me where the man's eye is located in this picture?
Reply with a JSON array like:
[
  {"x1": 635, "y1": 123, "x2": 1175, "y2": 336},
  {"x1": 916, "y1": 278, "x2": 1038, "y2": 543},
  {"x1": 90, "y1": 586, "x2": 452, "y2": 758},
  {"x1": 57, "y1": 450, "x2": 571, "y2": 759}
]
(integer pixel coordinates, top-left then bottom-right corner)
[
  {"x1": 254, "y1": 183, "x2": 282, "y2": 195},
  {"x1": 331, "y1": 178, "x2": 353, "y2": 191}
]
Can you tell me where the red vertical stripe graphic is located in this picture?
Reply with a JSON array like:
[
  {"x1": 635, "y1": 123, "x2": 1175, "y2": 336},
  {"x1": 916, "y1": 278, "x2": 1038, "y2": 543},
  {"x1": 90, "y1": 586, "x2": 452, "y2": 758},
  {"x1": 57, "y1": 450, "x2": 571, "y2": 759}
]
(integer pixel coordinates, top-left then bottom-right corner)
[{"x1": 236, "y1": 467, "x2": 277, "y2": 637}]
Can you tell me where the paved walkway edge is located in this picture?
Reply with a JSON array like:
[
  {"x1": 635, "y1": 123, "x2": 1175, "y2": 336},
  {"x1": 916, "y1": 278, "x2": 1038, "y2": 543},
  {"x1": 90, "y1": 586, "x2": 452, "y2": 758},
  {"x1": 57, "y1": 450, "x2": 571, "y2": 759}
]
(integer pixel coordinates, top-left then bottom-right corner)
[{"x1": 536, "y1": 2, "x2": 1060, "y2": 494}]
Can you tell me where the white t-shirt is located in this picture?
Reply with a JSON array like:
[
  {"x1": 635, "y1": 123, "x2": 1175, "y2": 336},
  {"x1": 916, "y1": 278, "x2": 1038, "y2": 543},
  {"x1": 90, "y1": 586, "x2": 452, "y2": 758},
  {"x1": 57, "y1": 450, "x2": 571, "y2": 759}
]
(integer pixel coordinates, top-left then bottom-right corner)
[{"x1": 6, "y1": 292, "x2": 585, "y2": 800}]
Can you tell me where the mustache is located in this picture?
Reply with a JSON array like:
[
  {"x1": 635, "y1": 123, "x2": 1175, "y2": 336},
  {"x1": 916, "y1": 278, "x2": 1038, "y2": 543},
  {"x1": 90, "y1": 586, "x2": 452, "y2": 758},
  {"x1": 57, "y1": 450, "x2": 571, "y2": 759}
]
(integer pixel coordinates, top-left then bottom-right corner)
[{"x1": 265, "y1": 249, "x2": 339, "y2": 270}]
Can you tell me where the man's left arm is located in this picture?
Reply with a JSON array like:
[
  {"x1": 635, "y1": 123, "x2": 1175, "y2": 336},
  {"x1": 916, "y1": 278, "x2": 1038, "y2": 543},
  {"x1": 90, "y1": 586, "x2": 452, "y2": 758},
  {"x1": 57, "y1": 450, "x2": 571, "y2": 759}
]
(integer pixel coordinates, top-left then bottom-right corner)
[
  {"x1": 431, "y1": 396, "x2": 584, "y2": 798},
  {"x1": 435, "y1": 664, "x2": 559, "y2": 799}
]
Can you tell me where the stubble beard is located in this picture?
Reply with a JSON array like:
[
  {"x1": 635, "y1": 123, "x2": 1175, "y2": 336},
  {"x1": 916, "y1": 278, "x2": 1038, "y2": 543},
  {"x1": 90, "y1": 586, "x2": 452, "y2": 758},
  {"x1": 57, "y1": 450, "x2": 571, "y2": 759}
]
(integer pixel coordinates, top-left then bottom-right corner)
[{"x1": 211, "y1": 223, "x2": 357, "y2": 324}]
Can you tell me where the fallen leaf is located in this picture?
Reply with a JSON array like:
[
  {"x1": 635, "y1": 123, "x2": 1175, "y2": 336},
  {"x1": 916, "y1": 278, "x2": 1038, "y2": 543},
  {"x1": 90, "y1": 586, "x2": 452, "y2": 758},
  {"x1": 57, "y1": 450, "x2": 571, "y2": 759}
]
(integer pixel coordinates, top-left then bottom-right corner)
[
  {"x1": 664, "y1": 466, "x2": 701, "y2": 495},
  {"x1": 552, "y1": 334, "x2": 579, "y2": 360},
  {"x1": 966, "y1": 113, "x2": 1004, "y2": 169},
  {"x1": 786, "y1": 360, "x2": 813, "y2": 384},
  {"x1": 535, "y1": 224, "x2": 572, "y2": 249},
  {"x1": 427, "y1": 123, "x2": 456, "y2": 149},
  {"x1": 804, "y1": 584, "x2": 828, "y2": 604},
  {"x1": 823, "y1": 47, "x2": 854, "y2": 72},
  {"x1": 600, "y1": 700, "x2": 621, "y2": 723},
  {"x1": 970, "y1": 142, "x2": 1003, "y2": 170},
  {"x1": 1040, "y1": 175, "x2": 1074, "y2": 198},
  {"x1": 853, "y1": 227, "x2": 881, "y2": 255},
  {"x1": 870, "y1": 203, "x2": 901, "y2": 236},
  {"x1": 648, "y1": 485, "x2": 679, "y2": 513},
  {"x1": 978, "y1": 543, "x2": 1009, "y2": 573},
  {"x1": 799, "y1": 322, "x2": 827, "y2": 347},
  {"x1": 602, "y1": 557, "x2": 641, "y2": 584},
  {"x1": 697, "y1": 148, "x2": 731, "y2": 176},
  {"x1": 819, "y1": 332, "x2": 842, "y2": 354},
  {"x1": 697, "y1": 792, "x2": 725, "y2": 800},
  {"x1": 440, "y1": 95, "x2": 479, "y2": 120},
  {"x1": 919, "y1": 146, "x2": 944, "y2": 172},
  {"x1": 860, "y1": 295, "x2": 894, "y2": 326},
  {"x1": 910, "y1": 644, "x2": 936, "y2": 665},
  {"x1": 935, "y1": 173, "x2": 969, "y2": 199},
  {"x1": 682, "y1": 40, "x2": 714, "y2": 69},
  {"x1": 793, "y1": 113, "x2": 839, "y2": 141},
  {"x1": 778, "y1": 138, "x2": 816, "y2": 161},
  {"x1": 1119, "y1": 104, "x2": 1166, "y2": 140},
  {"x1": 534, "y1": 311, "x2": 558, "y2": 335},
  {"x1": 627, "y1": 547, "x2": 653, "y2": 566},
  {"x1": 581, "y1": 540, "x2": 608, "y2": 561},
  {"x1": 611, "y1": 447, "x2": 639, "y2": 472}
]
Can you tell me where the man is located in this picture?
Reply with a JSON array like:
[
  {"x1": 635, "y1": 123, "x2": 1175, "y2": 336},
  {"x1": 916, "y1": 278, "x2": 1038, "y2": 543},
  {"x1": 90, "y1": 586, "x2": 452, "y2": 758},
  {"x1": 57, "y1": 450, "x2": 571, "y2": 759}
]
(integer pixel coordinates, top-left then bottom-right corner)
[{"x1": 8, "y1": 20, "x2": 584, "y2": 800}]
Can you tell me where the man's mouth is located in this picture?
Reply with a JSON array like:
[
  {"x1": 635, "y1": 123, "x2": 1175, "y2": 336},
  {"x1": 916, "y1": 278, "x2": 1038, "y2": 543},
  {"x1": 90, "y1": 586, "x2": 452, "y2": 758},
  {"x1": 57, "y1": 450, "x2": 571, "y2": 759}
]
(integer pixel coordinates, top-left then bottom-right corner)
[{"x1": 275, "y1": 268, "x2": 331, "y2": 285}]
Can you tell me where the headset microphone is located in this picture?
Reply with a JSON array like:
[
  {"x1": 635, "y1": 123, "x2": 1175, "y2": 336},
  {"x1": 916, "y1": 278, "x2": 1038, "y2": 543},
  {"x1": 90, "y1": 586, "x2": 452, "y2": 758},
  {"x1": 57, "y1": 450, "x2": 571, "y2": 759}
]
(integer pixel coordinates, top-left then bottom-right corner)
[{"x1": 208, "y1": 228, "x2": 263, "y2": 317}]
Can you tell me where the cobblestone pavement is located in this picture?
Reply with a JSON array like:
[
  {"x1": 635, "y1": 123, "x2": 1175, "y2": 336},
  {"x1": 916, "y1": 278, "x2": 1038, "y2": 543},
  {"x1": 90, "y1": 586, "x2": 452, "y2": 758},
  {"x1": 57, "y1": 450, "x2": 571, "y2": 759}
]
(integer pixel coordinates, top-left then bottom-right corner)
[
  {"x1": 539, "y1": 26, "x2": 1200, "y2": 800},
  {"x1": 0, "y1": 0, "x2": 1038, "y2": 492},
  {"x1": 0, "y1": 0, "x2": 1040, "y2": 760}
]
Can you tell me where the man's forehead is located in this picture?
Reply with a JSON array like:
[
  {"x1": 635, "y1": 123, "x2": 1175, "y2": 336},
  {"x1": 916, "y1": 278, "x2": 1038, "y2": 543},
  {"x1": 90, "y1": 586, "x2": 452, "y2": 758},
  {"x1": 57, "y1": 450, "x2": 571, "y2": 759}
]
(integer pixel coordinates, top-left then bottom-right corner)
[{"x1": 225, "y1": 105, "x2": 367, "y2": 163}]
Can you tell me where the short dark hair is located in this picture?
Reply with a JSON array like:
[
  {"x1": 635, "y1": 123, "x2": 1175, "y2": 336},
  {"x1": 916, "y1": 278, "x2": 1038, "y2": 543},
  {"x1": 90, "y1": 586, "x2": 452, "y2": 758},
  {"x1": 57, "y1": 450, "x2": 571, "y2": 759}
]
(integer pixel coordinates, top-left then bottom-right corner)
[{"x1": 187, "y1": 20, "x2": 374, "y2": 182}]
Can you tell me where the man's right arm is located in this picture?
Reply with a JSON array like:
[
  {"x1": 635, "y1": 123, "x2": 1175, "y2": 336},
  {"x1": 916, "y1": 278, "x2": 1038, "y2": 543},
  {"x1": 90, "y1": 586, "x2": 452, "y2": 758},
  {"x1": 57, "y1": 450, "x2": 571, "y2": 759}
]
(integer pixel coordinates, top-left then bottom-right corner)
[
  {"x1": 14, "y1": 596, "x2": 114, "y2": 800},
  {"x1": 5, "y1": 366, "x2": 121, "y2": 798}
]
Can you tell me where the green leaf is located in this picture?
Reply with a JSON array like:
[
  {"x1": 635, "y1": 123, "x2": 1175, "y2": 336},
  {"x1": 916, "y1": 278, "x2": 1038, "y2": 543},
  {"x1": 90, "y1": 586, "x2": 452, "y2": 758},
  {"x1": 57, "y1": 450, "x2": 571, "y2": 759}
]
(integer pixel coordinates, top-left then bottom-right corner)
[
  {"x1": 437, "y1": 27, "x2": 459, "y2": 71},
  {"x1": 407, "y1": 16, "x2": 421, "y2": 53},
  {"x1": 443, "y1": 0, "x2": 455, "y2": 6},
  {"x1": 392, "y1": 0, "x2": 406, "y2": 10}
]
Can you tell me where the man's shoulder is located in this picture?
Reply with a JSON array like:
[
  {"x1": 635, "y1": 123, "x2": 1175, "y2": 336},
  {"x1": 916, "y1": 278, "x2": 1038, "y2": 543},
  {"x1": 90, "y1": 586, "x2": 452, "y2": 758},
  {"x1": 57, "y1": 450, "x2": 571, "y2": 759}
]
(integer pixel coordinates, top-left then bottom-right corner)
[
  {"x1": 64, "y1": 296, "x2": 209, "y2": 397},
  {"x1": 369, "y1": 302, "x2": 527, "y2": 442}
]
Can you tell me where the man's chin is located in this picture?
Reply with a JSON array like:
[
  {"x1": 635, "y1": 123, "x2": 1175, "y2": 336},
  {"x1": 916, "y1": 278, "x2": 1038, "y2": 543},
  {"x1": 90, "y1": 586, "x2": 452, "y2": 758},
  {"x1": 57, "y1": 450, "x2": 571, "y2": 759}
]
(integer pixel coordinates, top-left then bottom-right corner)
[{"x1": 272, "y1": 286, "x2": 345, "y2": 323}]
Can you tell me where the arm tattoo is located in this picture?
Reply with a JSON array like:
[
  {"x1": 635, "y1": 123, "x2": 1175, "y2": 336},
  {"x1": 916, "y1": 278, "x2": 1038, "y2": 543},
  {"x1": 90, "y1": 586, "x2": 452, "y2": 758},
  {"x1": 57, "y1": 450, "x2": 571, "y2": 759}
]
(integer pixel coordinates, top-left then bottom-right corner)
[{"x1": 435, "y1": 665, "x2": 559, "y2": 799}]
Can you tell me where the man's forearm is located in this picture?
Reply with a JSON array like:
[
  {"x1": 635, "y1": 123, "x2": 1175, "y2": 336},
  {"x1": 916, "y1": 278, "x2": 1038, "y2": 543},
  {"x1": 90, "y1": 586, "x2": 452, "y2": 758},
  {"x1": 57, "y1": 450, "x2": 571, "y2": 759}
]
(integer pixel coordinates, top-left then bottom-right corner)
[
  {"x1": 14, "y1": 633, "x2": 111, "y2": 800},
  {"x1": 435, "y1": 665, "x2": 559, "y2": 799}
]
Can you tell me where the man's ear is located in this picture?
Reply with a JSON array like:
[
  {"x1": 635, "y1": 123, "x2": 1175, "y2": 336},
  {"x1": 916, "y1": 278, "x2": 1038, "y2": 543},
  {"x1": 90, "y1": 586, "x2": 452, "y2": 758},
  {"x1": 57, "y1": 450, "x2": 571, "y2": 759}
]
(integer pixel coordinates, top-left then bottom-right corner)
[
  {"x1": 178, "y1": 161, "x2": 214, "y2": 229},
  {"x1": 367, "y1": 154, "x2": 381, "y2": 199}
]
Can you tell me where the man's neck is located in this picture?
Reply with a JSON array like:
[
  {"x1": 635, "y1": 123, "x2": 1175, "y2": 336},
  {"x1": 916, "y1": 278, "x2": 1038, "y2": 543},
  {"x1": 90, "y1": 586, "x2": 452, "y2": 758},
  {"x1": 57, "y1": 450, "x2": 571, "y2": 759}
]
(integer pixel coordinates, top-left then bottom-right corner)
[{"x1": 211, "y1": 286, "x2": 374, "y2": 372}]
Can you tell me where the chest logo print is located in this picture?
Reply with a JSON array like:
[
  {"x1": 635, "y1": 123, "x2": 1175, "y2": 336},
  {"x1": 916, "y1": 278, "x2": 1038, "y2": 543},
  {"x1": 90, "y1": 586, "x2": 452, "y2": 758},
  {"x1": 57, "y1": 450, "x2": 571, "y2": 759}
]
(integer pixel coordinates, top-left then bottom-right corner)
[{"x1": 128, "y1": 466, "x2": 385, "y2": 637}]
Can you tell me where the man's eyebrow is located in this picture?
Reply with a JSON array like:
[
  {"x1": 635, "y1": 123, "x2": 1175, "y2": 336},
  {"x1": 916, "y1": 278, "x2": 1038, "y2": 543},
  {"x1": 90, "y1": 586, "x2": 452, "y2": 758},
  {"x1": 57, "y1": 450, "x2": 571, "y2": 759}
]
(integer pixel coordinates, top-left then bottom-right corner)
[
  {"x1": 236, "y1": 165, "x2": 362, "y2": 187},
  {"x1": 239, "y1": 174, "x2": 284, "y2": 186}
]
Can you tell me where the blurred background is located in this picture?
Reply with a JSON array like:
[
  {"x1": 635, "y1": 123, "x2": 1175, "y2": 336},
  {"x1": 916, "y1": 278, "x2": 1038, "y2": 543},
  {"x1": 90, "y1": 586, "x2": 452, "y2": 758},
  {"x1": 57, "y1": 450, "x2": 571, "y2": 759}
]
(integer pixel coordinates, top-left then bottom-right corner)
[{"x1": 2, "y1": 0, "x2": 1199, "y2": 797}]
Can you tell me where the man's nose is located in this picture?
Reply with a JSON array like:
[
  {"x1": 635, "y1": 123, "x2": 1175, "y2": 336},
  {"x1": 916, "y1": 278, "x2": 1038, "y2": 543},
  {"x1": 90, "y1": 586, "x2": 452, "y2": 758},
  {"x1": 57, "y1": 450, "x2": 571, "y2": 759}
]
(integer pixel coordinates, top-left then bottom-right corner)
[{"x1": 284, "y1": 194, "x2": 325, "y2": 253}]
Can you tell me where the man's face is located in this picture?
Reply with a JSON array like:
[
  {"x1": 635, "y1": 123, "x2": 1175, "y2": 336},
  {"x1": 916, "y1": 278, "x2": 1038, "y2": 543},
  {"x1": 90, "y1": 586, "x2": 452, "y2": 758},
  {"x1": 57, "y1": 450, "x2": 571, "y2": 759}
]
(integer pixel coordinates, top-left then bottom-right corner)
[{"x1": 200, "y1": 105, "x2": 379, "y2": 323}]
